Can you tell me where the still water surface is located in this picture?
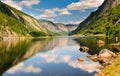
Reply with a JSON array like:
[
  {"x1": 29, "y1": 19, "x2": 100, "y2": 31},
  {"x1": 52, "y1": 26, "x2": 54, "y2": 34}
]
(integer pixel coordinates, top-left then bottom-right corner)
[{"x1": 0, "y1": 36, "x2": 107, "y2": 76}]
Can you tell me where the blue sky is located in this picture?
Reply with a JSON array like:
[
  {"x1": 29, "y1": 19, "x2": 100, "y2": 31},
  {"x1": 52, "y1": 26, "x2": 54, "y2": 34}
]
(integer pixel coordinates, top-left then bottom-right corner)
[{"x1": 1, "y1": 0, "x2": 104, "y2": 24}]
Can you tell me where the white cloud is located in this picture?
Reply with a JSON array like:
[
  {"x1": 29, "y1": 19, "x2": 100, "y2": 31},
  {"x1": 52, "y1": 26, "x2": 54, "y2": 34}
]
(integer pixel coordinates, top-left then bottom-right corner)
[
  {"x1": 59, "y1": 8, "x2": 71, "y2": 15},
  {"x1": 39, "y1": 9, "x2": 57, "y2": 18},
  {"x1": 52, "y1": 8, "x2": 71, "y2": 15},
  {"x1": 21, "y1": 0, "x2": 40, "y2": 8},
  {"x1": 7, "y1": 62, "x2": 42, "y2": 74},
  {"x1": 67, "y1": 0, "x2": 104, "y2": 12},
  {"x1": 1, "y1": 0, "x2": 40, "y2": 10},
  {"x1": 1, "y1": 0, "x2": 22, "y2": 10},
  {"x1": 36, "y1": 8, "x2": 71, "y2": 18},
  {"x1": 35, "y1": 0, "x2": 104, "y2": 19}
]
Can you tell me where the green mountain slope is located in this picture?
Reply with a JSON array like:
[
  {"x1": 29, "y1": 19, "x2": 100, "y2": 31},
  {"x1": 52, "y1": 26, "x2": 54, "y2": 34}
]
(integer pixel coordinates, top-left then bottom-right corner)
[
  {"x1": 0, "y1": 1, "x2": 53, "y2": 37},
  {"x1": 81, "y1": 4, "x2": 120, "y2": 37},
  {"x1": 71, "y1": 0, "x2": 120, "y2": 38}
]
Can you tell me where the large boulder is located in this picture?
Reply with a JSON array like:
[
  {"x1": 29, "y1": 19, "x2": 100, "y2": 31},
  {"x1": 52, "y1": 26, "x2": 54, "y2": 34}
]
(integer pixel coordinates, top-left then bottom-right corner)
[
  {"x1": 98, "y1": 49, "x2": 115, "y2": 59},
  {"x1": 98, "y1": 49, "x2": 116, "y2": 66},
  {"x1": 88, "y1": 49, "x2": 116, "y2": 67}
]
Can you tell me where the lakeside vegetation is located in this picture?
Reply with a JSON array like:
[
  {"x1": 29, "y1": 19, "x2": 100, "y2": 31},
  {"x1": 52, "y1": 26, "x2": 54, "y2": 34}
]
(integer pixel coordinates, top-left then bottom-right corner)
[
  {"x1": 76, "y1": 4, "x2": 120, "y2": 39},
  {"x1": 73, "y1": 4, "x2": 120, "y2": 75},
  {"x1": 75, "y1": 36, "x2": 120, "y2": 76},
  {"x1": 97, "y1": 56, "x2": 120, "y2": 76}
]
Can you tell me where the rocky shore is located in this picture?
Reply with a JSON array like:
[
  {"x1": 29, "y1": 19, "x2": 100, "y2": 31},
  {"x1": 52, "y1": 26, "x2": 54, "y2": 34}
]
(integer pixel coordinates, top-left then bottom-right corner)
[{"x1": 79, "y1": 40, "x2": 120, "y2": 76}]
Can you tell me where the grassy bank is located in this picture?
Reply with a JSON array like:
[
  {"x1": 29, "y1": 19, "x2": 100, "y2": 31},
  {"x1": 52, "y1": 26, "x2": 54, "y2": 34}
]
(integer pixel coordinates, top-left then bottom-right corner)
[
  {"x1": 97, "y1": 56, "x2": 120, "y2": 76},
  {"x1": 70, "y1": 34, "x2": 106, "y2": 37}
]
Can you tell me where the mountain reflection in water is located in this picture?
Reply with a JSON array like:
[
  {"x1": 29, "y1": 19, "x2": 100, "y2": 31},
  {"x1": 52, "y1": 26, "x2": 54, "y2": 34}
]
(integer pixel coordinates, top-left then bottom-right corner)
[{"x1": 1, "y1": 36, "x2": 103, "y2": 76}]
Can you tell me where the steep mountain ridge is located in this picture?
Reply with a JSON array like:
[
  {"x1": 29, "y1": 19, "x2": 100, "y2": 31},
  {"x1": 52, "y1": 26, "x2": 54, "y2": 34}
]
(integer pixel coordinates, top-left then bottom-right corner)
[
  {"x1": 71, "y1": 0, "x2": 120, "y2": 36},
  {"x1": 39, "y1": 19, "x2": 77, "y2": 33},
  {"x1": 39, "y1": 20, "x2": 58, "y2": 32},
  {"x1": 66, "y1": 24, "x2": 78, "y2": 31},
  {"x1": 55, "y1": 23, "x2": 69, "y2": 32},
  {"x1": 0, "y1": 1, "x2": 53, "y2": 37}
]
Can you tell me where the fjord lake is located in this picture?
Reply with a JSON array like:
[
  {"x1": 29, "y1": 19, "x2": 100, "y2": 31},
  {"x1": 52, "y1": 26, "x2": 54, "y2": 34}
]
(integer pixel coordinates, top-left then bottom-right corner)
[{"x1": 1, "y1": 36, "x2": 112, "y2": 76}]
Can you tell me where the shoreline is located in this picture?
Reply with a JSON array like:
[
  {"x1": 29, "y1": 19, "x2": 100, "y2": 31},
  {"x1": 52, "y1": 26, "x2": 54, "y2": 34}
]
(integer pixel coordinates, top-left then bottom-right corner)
[
  {"x1": 70, "y1": 34, "x2": 106, "y2": 37},
  {"x1": 95, "y1": 42, "x2": 120, "y2": 76},
  {"x1": 0, "y1": 36, "x2": 54, "y2": 40},
  {"x1": 96, "y1": 56, "x2": 120, "y2": 76}
]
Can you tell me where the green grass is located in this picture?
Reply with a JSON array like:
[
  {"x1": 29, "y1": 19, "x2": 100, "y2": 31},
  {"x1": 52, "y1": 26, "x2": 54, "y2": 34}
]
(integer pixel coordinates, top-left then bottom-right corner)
[
  {"x1": 0, "y1": 12, "x2": 29, "y2": 36},
  {"x1": 98, "y1": 56, "x2": 120, "y2": 76}
]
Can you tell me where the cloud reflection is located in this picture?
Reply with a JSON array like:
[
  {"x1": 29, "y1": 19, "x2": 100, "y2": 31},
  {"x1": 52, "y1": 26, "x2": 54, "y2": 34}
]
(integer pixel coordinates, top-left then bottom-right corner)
[
  {"x1": 40, "y1": 54, "x2": 71, "y2": 63},
  {"x1": 69, "y1": 61, "x2": 101, "y2": 73},
  {"x1": 5, "y1": 39, "x2": 102, "y2": 75},
  {"x1": 37, "y1": 46, "x2": 102, "y2": 73},
  {"x1": 6, "y1": 62, "x2": 41, "y2": 74}
]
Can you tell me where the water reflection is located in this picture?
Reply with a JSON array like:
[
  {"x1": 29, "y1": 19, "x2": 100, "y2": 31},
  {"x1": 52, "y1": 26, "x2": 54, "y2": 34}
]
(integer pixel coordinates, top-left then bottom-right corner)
[
  {"x1": 0, "y1": 38, "x2": 30, "y2": 75},
  {"x1": 75, "y1": 36, "x2": 120, "y2": 67},
  {"x1": 0, "y1": 38, "x2": 51, "y2": 75},
  {"x1": 2, "y1": 37, "x2": 102, "y2": 76},
  {"x1": 6, "y1": 62, "x2": 41, "y2": 74}
]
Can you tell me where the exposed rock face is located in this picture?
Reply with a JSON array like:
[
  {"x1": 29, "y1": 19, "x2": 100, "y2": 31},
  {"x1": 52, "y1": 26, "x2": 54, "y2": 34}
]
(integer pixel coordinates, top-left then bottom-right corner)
[
  {"x1": 39, "y1": 20, "x2": 77, "y2": 33},
  {"x1": 39, "y1": 20, "x2": 57, "y2": 32},
  {"x1": 0, "y1": 1, "x2": 52, "y2": 37},
  {"x1": 65, "y1": 24, "x2": 78, "y2": 31},
  {"x1": 71, "y1": 0, "x2": 120, "y2": 35},
  {"x1": 55, "y1": 23, "x2": 69, "y2": 32}
]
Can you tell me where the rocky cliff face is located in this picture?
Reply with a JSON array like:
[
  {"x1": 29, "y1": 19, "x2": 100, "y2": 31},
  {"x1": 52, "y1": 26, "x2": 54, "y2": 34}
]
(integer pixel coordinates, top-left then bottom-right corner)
[
  {"x1": 0, "y1": 1, "x2": 52, "y2": 37},
  {"x1": 39, "y1": 20, "x2": 57, "y2": 32},
  {"x1": 39, "y1": 20, "x2": 77, "y2": 33},
  {"x1": 55, "y1": 23, "x2": 69, "y2": 32},
  {"x1": 66, "y1": 24, "x2": 78, "y2": 31},
  {"x1": 71, "y1": 0, "x2": 120, "y2": 35}
]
